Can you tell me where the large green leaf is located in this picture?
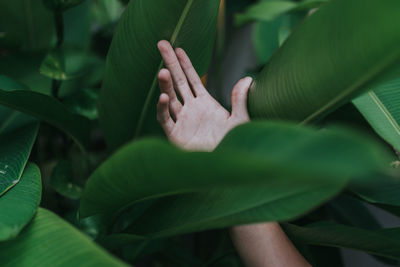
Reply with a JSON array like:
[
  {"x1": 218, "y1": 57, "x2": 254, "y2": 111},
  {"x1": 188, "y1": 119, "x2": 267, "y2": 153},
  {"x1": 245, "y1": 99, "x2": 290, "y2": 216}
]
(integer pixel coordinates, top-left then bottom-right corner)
[
  {"x1": 248, "y1": 0, "x2": 400, "y2": 124},
  {"x1": 353, "y1": 66, "x2": 400, "y2": 151},
  {"x1": 283, "y1": 222, "x2": 400, "y2": 260},
  {"x1": 0, "y1": 208, "x2": 128, "y2": 267},
  {"x1": 98, "y1": 0, "x2": 220, "y2": 151},
  {"x1": 80, "y1": 122, "x2": 388, "y2": 220},
  {"x1": 0, "y1": 0, "x2": 54, "y2": 51},
  {"x1": 0, "y1": 75, "x2": 91, "y2": 150},
  {"x1": 0, "y1": 123, "x2": 38, "y2": 196},
  {"x1": 0, "y1": 163, "x2": 41, "y2": 241}
]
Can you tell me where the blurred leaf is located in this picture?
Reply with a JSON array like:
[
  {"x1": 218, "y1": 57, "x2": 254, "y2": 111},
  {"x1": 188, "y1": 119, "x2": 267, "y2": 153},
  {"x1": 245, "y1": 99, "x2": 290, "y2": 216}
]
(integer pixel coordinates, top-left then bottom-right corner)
[
  {"x1": 0, "y1": 122, "x2": 38, "y2": 196},
  {"x1": 63, "y1": 88, "x2": 98, "y2": 120},
  {"x1": 0, "y1": 76, "x2": 91, "y2": 150},
  {"x1": 98, "y1": 0, "x2": 220, "y2": 151},
  {"x1": 50, "y1": 160, "x2": 83, "y2": 200},
  {"x1": 0, "y1": 0, "x2": 54, "y2": 51},
  {"x1": 235, "y1": 0, "x2": 326, "y2": 26},
  {"x1": 248, "y1": 0, "x2": 400, "y2": 124},
  {"x1": 0, "y1": 208, "x2": 128, "y2": 267},
  {"x1": 43, "y1": 0, "x2": 85, "y2": 11},
  {"x1": 328, "y1": 194, "x2": 381, "y2": 230},
  {"x1": 40, "y1": 47, "x2": 94, "y2": 81},
  {"x1": 353, "y1": 66, "x2": 400, "y2": 151},
  {"x1": 283, "y1": 222, "x2": 400, "y2": 260},
  {"x1": 80, "y1": 121, "x2": 388, "y2": 228},
  {"x1": 91, "y1": 0, "x2": 125, "y2": 28},
  {"x1": 0, "y1": 163, "x2": 41, "y2": 241},
  {"x1": 40, "y1": 49, "x2": 68, "y2": 80}
]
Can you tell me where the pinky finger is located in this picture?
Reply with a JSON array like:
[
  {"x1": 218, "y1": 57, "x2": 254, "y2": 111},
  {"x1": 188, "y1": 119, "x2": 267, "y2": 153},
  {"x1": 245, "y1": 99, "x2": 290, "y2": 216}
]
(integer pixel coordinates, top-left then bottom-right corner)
[{"x1": 157, "y1": 93, "x2": 175, "y2": 135}]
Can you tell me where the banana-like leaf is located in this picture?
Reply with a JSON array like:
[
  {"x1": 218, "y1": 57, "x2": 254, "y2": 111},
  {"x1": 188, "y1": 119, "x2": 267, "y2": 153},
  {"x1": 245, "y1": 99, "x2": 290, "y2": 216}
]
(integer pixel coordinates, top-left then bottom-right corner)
[
  {"x1": 98, "y1": 0, "x2": 220, "y2": 151},
  {"x1": 0, "y1": 75, "x2": 91, "y2": 150},
  {"x1": 0, "y1": 0, "x2": 54, "y2": 51},
  {"x1": 235, "y1": 0, "x2": 327, "y2": 26},
  {"x1": 283, "y1": 222, "x2": 400, "y2": 260},
  {"x1": 80, "y1": 122, "x2": 388, "y2": 221},
  {"x1": 0, "y1": 208, "x2": 128, "y2": 267},
  {"x1": 0, "y1": 122, "x2": 38, "y2": 196},
  {"x1": 248, "y1": 0, "x2": 400, "y2": 124},
  {"x1": 0, "y1": 163, "x2": 41, "y2": 241},
  {"x1": 353, "y1": 66, "x2": 400, "y2": 151}
]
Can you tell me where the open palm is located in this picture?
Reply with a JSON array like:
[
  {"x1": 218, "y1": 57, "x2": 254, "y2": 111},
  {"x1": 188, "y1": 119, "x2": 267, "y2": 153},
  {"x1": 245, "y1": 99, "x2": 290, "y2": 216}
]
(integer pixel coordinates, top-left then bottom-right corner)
[{"x1": 156, "y1": 41, "x2": 252, "y2": 151}]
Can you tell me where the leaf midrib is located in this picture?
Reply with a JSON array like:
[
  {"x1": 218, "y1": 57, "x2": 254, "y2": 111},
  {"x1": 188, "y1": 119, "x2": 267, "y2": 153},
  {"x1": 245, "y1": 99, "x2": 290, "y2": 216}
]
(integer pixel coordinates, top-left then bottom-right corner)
[
  {"x1": 368, "y1": 90, "x2": 400, "y2": 136},
  {"x1": 301, "y1": 50, "x2": 400, "y2": 124},
  {"x1": 134, "y1": 0, "x2": 194, "y2": 138}
]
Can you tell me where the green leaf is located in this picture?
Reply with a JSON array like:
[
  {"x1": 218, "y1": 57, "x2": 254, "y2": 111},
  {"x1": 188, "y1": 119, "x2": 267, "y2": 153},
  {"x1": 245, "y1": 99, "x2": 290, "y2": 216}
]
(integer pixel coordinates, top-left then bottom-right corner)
[
  {"x1": 0, "y1": 0, "x2": 54, "y2": 51},
  {"x1": 248, "y1": 0, "x2": 400, "y2": 124},
  {"x1": 80, "y1": 122, "x2": 388, "y2": 223},
  {"x1": 0, "y1": 163, "x2": 41, "y2": 241},
  {"x1": 0, "y1": 123, "x2": 38, "y2": 196},
  {"x1": 63, "y1": 88, "x2": 98, "y2": 120},
  {"x1": 0, "y1": 75, "x2": 91, "y2": 150},
  {"x1": 235, "y1": 0, "x2": 327, "y2": 26},
  {"x1": 0, "y1": 208, "x2": 128, "y2": 267},
  {"x1": 283, "y1": 222, "x2": 400, "y2": 260},
  {"x1": 353, "y1": 66, "x2": 400, "y2": 151},
  {"x1": 50, "y1": 160, "x2": 83, "y2": 200},
  {"x1": 43, "y1": 0, "x2": 85, "y2": 11},
  {"x1": 98, "y1": 0, "x2": 220, "y2": 151}
]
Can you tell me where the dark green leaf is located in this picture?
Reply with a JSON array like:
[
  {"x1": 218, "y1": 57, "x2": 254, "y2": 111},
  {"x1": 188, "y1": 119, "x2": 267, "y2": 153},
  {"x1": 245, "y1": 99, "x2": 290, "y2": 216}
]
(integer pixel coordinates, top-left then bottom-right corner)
[
  {"x1": 0, "y1": 208, "x2": 128, "y2": 267},
  {"x1": 283, "y1": 222, "x2": 400, "y2": 260},
  {"x1": 0, "y1": 76, "x2": 91, "y2": 150},
  {"x1": 0, "y1": 0, "x2": 54, "y2": 51},
  {"x1": 50, "y1": 160, "x2": 83, "y2": 200},
  {"x1": 0, "y1": 123, "x2": 38, "y2": 196},
  {"x1": 98, "y1": 0, "x2": 220, "y2": 151},
  {"x1": 248, "y1": 0, "x2": 400, "y2": 124},
  {"x1": 43, "y1": 0, "x2": 85, "y2": 11},
  {"x1": 0, "y1": 163, "x2": 41, "y2": 241},
  {"x1": 80, "y1": 121, "x2": 388, "y2": 225},
  {"x1": 235, "y1": 0, "x2": 327, "y2": 26}
]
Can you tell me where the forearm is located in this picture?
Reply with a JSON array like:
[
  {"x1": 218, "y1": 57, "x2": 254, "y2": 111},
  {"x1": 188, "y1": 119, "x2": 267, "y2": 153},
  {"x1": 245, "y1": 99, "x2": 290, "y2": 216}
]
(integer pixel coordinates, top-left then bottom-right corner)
[{"x1": 230, "y1": 222, "x2": 311, "y2": 267}]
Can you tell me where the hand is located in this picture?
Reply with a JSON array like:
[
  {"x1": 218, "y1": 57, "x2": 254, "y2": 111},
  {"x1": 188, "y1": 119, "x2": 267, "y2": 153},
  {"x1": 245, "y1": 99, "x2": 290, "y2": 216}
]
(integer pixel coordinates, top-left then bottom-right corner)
[{"x1": 156, "y1": 40, "x2": 252, "y2": 151}]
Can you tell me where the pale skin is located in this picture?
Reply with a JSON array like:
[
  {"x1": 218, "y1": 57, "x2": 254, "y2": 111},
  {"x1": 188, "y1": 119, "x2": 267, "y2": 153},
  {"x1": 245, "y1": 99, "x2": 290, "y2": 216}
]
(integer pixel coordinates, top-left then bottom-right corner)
[{"x1": 156, "y1": 40, "x2": 311, "y2": 267}]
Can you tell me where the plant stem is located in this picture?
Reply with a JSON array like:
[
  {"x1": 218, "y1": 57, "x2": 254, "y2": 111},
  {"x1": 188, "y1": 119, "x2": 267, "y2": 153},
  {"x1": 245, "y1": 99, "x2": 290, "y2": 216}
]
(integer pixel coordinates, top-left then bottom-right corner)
[{"x1": 52, "y1": 10, "x2": 64, "y2": 99}]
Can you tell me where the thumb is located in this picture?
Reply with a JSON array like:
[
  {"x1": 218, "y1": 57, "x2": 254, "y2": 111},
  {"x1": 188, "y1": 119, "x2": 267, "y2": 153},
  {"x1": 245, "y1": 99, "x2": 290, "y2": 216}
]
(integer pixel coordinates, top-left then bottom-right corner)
[{"x1": 231, "y1": 77, "x2": 252, "y2": 121}]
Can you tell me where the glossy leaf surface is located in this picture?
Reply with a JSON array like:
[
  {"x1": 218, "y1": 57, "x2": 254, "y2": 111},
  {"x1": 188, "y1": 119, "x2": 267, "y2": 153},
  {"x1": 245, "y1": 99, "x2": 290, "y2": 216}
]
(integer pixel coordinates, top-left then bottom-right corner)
[
  {"x1": 0, "y1": 208, "x2": 128, "y2": 267},
  {"x1": 0, "y1": 123, "x2": 38, "y2": 196},
  {"x1": 248, "y1": 0, "x2": 400, "y2": 124},
  {"x1": 80, "y1": 122, "x2": 388, "y2": 220},
  {"x1": 98, "y1": 0, "x2": 220, "y2": 151},
  {"x1": 353, "y1": 66, "x2": 400, "y2": 151},
  {"x1": 0, "y1": 163, "x2": 41, "y2": 241}
]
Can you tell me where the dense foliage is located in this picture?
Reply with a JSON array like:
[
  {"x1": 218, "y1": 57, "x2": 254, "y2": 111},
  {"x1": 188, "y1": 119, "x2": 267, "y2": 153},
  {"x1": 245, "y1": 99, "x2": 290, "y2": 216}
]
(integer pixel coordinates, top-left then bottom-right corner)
[{"x1": 0, "y1": 0, "x2": 400, "y2": 266}]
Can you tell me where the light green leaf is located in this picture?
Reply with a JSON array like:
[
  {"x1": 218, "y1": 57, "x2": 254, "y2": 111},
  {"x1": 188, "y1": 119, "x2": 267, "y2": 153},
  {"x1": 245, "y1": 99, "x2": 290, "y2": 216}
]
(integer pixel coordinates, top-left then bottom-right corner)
[
  {"x1": 0, "y1": 75, "x2": 91, "y2": 150},
  {"x1": 0, "y1": 208, "x2": 128, "y2": 267},
  {"x1": 0, "y1": 0, "x2": 54, "y2": 51},
  {"x1": 353, "y1": 66, "x2": 400, "y2": 151},
  {"x1": 0, "y1": 123, "x2": 38, "y2": 196},
  {"x1": 248, "y1": 0, "x2": 400, "y2": 124},
  {"x1": 80, "y1": 121, "x2": 388, "y2": 225},
  {"x1": 0, "y1": 163, "x2": 41, "y2": 241},
  {"x1": 98, "y1": 0, "x2": 220, "y2": 151},
  {"x1": 283, "y1": 222, "x2": 400, "y2": 260}
]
